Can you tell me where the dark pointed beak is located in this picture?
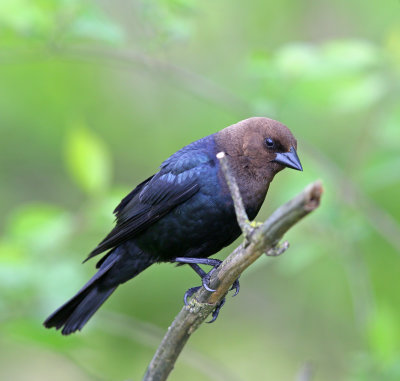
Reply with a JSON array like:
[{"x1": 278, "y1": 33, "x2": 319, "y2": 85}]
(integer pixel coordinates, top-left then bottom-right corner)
[{"x1": 273, "y1": 146, "x2": 303, "y2": 171}]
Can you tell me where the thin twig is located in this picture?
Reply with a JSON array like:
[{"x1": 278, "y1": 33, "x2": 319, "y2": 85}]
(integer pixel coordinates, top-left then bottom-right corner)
[
  {"x1": 143, "y1": 180, "x2": 322, "y2": 381},
  {"x1": 216, "y1": 152, "x2": 253, "y2": 239},
  {"x1": 266, "y1": 240, "x2": 290, "y2": 256}
]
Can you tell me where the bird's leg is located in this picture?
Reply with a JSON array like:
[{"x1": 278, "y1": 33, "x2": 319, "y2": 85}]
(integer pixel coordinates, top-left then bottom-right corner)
[
  {"x1": 174, "y1": 257, "x2": 240, "y2": 295},
  {"x1": 174, "y1": 257, "x2": 222, "y2": 267},
  {"x1": 174, "y1": 257, "x2": 240, "y2": 323},
  {"x1": 193, "y1": 263, "x2": 241, "y2": 296},
  {"x1": 190, "y1": 263, "x2": 217, "y2": 292},
  {"x1": 189, "y1": 262, "x2": 240, "y2": 296},
  {"x1": 173, "y1": 257, "x2": 223, "y2": 292},
  {"x1": 189, "y1": 263, "x2": 207, "y2": 278},
  {"x1": 230, "y1": 277, "x2": 240, "y2": 296},
  {"x1": 183, "y1": 286, "x2": 201, "y2": 305}
]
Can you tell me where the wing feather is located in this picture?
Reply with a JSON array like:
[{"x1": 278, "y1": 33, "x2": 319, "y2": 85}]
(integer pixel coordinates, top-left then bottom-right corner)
[{"x1": 85, "y1": 148, "x2": 213, "y2": 260}]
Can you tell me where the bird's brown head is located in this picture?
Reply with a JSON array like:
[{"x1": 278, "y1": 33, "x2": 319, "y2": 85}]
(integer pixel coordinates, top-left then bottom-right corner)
[{"x1": 215, "y1": 117, "x2": 302, "y2": 179}]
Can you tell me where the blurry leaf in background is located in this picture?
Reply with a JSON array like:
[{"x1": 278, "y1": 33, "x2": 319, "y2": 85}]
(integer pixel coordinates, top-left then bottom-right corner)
[
  {"x1": 64, "y1": 122, "x2": 112, "y2": 196},
  {"x1": 248, "y1": 40, "x2": 390, "y2": 115},
  {"x1": 274, "y1": 43, "x2": 320, "y2": 79},
  {"x1": 0, "y1": 0, "x2": 53, "y2": 41},
  {"x1": 65, "y1": 4, "x2": 124, "y2": 45},
  {"x1": 349, "y1": 352, "x2": 400, "y2": 381},
  {"x1": 385, "y1": 25, "x2": 400, "y2": 72},
  {"x1": 3, "y1": 204, "x2": 73, "y2": 254},
  {"x1": 367, "y1": 305, "x2": 400, "y2": 364},
  {"x1": 0, "y1": 203, "x2": 75, "y2": 309},
  {"x1": 140, "y1": 0, "x2": 197, "y2": 44},
  {"x1": 375, "y1": 105, "x2": 400, "y2": 151},
  {"x1": 0, "y1": 0, "x2": 124, "y2": 45}
]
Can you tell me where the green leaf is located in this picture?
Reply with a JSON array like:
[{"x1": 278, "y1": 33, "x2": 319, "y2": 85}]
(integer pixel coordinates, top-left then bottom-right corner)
[
  {"x1": 322, "y1": 40, "x2": 382, "y2": 72},
  {"x1": 0, "y1": 0, "x2": 52, "y2": 34},
  {"x1": 385, "y1": 26, "x2": 400, "y2": 71},
  {"x1": 3, "y1": 204, "x2": 73, "y2": 254},
  {"x1": 64, "y1": 122, "x2": 112, "y2": 195},
  {"x1": 274, "y1": 43, "x2": 319, "y2": 78},
  {"x1": 248, "y1": 40, "x2": 389, "y2": 114},
  {"x1": 0, "y1": 0, "x2": 124, "y2": 45},
  {"x1": 141, "y1": 0, "x2": 197, "y2": 43},
  {"x1": 68, "y1": 18, "x2": 123, "y2": 44},
  {"x1": 330, "y1": 73, "x2": 387, "y2": 113},
  {"x1": 67, "y1": 7, "x2": 124, "y2": 44},
  {"x1": 367, "y1": 305, "x2": 399, "y2": 364}
]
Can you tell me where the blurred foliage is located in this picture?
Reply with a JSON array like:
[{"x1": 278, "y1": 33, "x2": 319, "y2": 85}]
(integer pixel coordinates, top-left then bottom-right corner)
[
  {"x1": 249, "y1": 40, "x2": 388, "y2": 114},
  {"x1": 1, "y1": 0, "x2": 400, "y2": 380},
  {"x1": 0, "y1": 0, "x2": 124, "y2": 45},
  {"x1": 65, "y1": 122, "x2": 112, "y2": 195}
]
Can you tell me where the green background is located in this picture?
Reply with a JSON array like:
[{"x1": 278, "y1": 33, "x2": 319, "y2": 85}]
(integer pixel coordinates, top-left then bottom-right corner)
[{"x1": 1, "y1": 1, "x2": 400, "y2": 380}]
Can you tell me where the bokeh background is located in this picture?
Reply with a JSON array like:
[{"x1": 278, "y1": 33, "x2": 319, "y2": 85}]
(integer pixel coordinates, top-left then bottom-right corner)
[{"x1": 1, "y1": 1, "x2": 400, "y2": 380}]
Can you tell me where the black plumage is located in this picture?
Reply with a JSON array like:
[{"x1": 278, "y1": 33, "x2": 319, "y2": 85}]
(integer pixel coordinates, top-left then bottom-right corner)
[{"x1": 44, "y1": 117, "x2": 302, "y2": 334}]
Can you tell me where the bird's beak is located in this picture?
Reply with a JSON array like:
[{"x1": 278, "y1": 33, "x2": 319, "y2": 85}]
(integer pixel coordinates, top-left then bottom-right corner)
[{"x1": 273, "y1": 146, "x2": 303, "y2": 171}]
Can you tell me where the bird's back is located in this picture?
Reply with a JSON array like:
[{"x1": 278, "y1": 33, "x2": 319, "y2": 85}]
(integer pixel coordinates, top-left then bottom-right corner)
[{"x1": 133, "y1": 134, "x2": 242, "y2": 261}]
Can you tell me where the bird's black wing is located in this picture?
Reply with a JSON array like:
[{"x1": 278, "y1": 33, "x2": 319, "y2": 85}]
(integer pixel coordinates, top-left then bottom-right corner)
[{"x1": 86, "y1": 148, "x2": 214, "y2": 260}]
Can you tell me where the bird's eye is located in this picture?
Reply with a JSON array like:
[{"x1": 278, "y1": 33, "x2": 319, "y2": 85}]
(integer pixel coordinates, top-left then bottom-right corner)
[{"x1": 265, "y1": 138, "x2": 275, "y2": 149}]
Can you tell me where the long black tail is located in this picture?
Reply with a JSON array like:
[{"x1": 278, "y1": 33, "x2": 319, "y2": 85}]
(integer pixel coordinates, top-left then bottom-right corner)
[
  {"x1": 43, "y1": 245, "x2": 154, "y2": 335},
  {"x1": 44, "y1": 284, "x2": 117, "y2": 335}
]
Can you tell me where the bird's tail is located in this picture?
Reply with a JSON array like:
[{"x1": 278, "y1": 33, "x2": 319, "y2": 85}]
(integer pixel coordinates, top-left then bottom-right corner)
[
  {"x1": 44, "y1": 284, "x2": 117, "y2": 335},
  {"x1": 44, "y1": 245, "x2": 154, "y2": 335}
]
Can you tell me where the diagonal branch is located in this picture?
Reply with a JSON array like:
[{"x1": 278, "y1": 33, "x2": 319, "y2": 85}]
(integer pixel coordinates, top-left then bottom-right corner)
[
  {"x1": 143, "y1": 155, "x2": 323, "y2": 380},
  {"x1": 216, "y1": 152, "x2": 253, "y2": 238}
]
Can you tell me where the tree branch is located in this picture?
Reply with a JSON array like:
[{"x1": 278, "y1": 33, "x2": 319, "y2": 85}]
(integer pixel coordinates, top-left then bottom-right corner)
[
  {"x1": 216, "y1": 152, "x2": 253, "y2": 239},
  {"x1": 143, "y1": 155, "x2": 323, "y2": 380}
]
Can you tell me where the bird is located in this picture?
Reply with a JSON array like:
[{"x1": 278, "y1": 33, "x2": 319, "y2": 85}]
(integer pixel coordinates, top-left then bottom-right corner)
[{"x1": 43, "y1": 117, "x2": 302, "y2": 335}]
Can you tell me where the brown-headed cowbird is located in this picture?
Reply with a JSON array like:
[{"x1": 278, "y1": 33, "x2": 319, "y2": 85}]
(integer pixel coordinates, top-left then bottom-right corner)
[{"x1": 44, "y1": 117, "x2": 302, "y2": 335}]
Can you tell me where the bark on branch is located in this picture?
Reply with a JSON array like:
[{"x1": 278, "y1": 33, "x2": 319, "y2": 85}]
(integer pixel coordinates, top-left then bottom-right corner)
[{"x1": 143, "y1": 153, "x2": 323, "y2": 381}]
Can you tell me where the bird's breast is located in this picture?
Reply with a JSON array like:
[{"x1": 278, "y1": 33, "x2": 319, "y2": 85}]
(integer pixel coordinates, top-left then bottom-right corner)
[{"x1": 134, "y1": 171, "x2": 240, "y2": 261}]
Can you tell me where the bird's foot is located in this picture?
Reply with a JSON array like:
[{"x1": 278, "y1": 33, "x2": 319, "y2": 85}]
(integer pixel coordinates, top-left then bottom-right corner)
[
  {"x1": 230, "y1": 277, "x2": 240, "y2": 297},
  {"x1": 201, "y1": 262, "x2": 222, "y2": 292},
  {"x1": 183, "y1": 286, "x2": 201, "y2": 305},
  {"x1": 173, "y1": 257, "x2": 223, "y2": 292},
  {"x1": 184, "y1": 277, "x2": 240, "y2": 323},
  {"x1": 192, "y1": 259, "x2": 240, "y2": 296},
  {"x1": 203, "y1": 271, "x2": 240, "y2": 297},
  {"x1": 205, "y1": 277, "x2": 240, "y2": 322},
  {"x1": 207, "y1": 298, "x2": 226, "y2": 323},
  {"x1": 183, "y1": 286, "x2": 225, "y2": 323},
  {"x1": 175, "y1": 257, "x2": 240, "y2": 323}
]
